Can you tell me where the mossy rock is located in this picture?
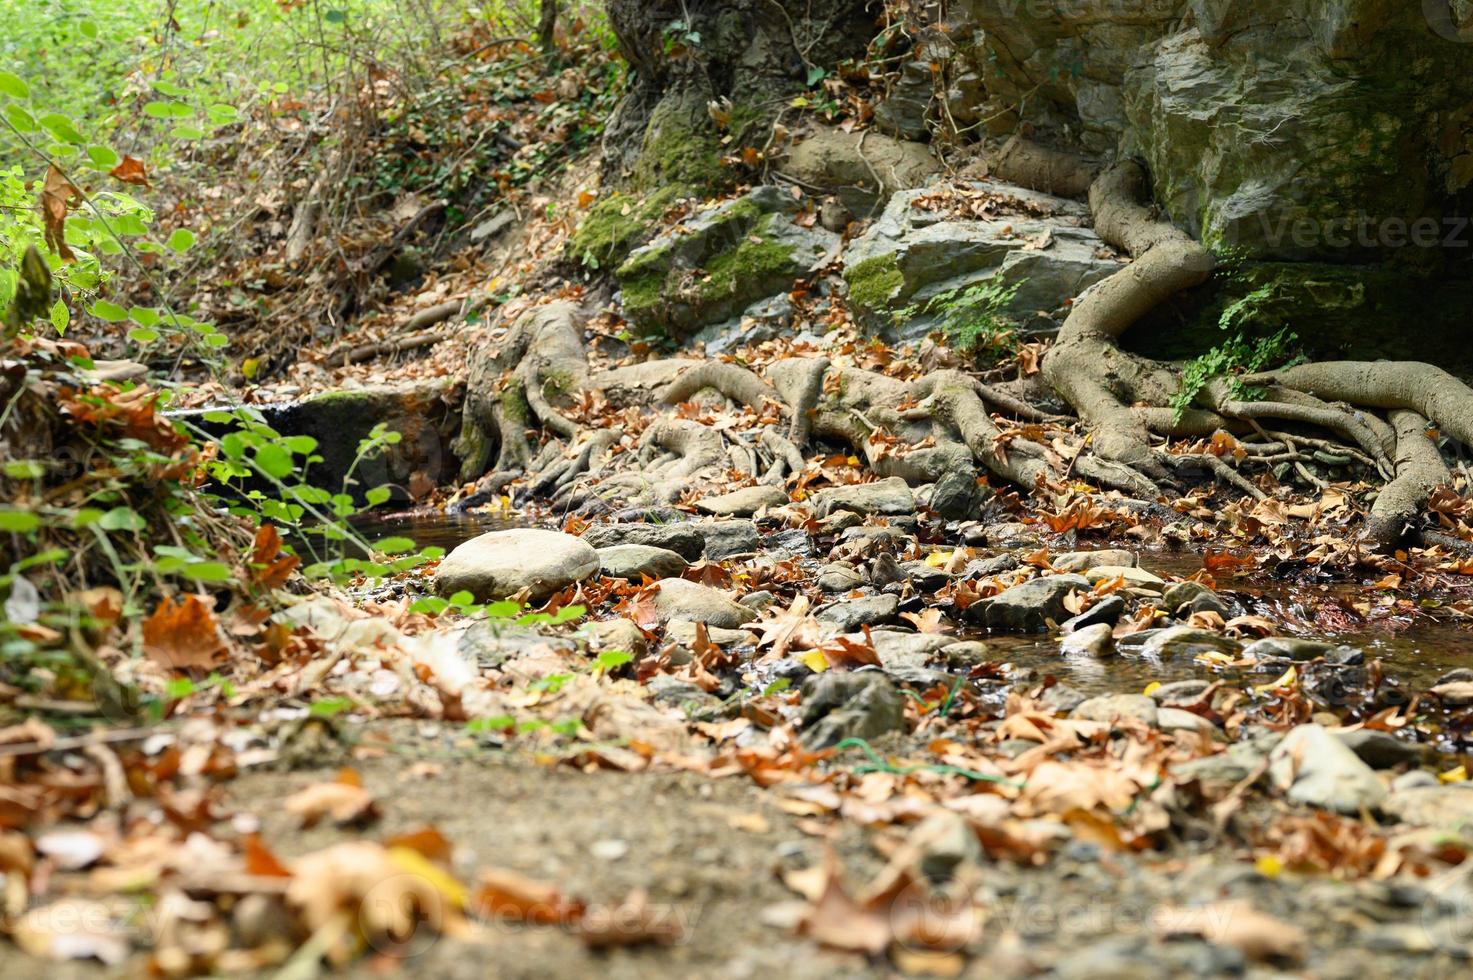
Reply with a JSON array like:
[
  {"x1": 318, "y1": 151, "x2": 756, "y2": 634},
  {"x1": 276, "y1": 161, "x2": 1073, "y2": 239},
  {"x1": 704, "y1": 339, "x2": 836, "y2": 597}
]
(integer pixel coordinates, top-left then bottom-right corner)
[
  {"x1": 614, "y1": 186, "x2": 840, "y2": 338},
  {"x1": 568, "y1": 187, "x2": 683, "y2": 271}
]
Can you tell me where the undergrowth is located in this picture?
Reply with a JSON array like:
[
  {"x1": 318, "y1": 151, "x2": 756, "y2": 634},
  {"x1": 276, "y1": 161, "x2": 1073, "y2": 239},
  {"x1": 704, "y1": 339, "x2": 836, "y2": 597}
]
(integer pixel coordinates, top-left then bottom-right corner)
[{"x1": 902, "y1": 277, "x2": 1023, "y2": 362}]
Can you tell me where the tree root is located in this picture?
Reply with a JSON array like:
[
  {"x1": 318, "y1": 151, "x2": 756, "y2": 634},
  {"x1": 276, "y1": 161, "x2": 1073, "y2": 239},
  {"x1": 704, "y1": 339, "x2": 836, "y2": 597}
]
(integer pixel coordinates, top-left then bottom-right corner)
[{"x1": 1367, "y1": 410, "x2": 1449, "y2": 549}]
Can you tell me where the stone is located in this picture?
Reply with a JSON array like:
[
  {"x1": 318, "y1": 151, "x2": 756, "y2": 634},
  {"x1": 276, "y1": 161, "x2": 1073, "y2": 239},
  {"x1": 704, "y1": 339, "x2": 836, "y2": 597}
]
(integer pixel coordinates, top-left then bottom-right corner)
[
  {"x1": 699, "y1": 520, "x2": 761, "y2": 559},
  {"x1": 1334, "y1": 729, "x2": 1429, "y2": 770},
  {"x1": 1269, "y1": 724, "x2": 1386, "y2": 815},
  {"x1": 616, "y1": 185, "x2": 841, "y2": 338},
  {"x1": 647, "y1": 674, "x2": 719, "y2": 709},
  {"x1": 963, "y1": 553, "x2": 1022, "y2": 578},
  {"x1": 817, "y1": 563, "x2": 867, "y2": 592},
  {"x1": 581, "y1": 522, "x2": 704, "y2": 561},
  {"x1": 595, "y1": 544, "x2": 689, "y2": 581},
  {"x1": 816, "y1": 594, "x2": 900, "y2": 631},
  {"x1": 435, "y1": 529, "x2": 599, "y2": 602},
  {"x1": 649, "y1": 578, "x2": 756, "y2": 629},
  {"x1": 816, "y1": 510, "x2": 863, "y2": 534},
  {"x1": 1052, "y1": 549, "x2": 1137, "y2": 573},
  {"x1": 1059, "y1": 622, "x2": 1113, "y2": 657},
  {"x1": 942, "y1": 641, "x2": 992, "y2": 668},
  {"x1": 1139, "y1": 626, "x2": 1242, "y2": 661},
  {"x1": 850, "y1": 630, "x2": 959, "y2": 672},
  {"x1": 1082, "y1": 565, "x2": 1165, "y2": 592},
  {"x1": 970, "y1": 574, "x2": 1091, "y2": 632},
  {"x1": 800, "y1": 672, "x2": 906, "y2": 750},
  {"x1": 929, "y1": 468, "x2": 988, "y2": 519},
  {"x1": 1071, "y1": 694, "x2": 1159, "y2": 727},
  {"x1": 1060, "y1": 594, "x2": 1126, "y2": 632},
  {"x1": 738, "y1": 590, "x2": 778, "y2": 612},
  {"x1": 783, "y1": 125, "x2": 941, "y2": 212},
  {"x1": 580, "y1": 618, "x2": 648, "y2": 658},
  {"x1": 1162, "y1": 581, "x2": 1222, "y2": 614},
  {"x1": 1383, "y1": 785, "x2": 1473, "y2": 834},
  {"x1": 1157, "y1": 707, "x2": 1218, "y2": 737},
  {"x1": 1171, "y1": 732, "x2": 1282, "y2": 786},
  {"x1": 694, "y1": 485, "x2": 788, "y2": 517},
  {"x1": 909, "y1": 811, "x2": 983, "y2": 881},
  {"x1": 843, "y1": 183, "x2": 1122, "y2": 340},
  {"x1": 458, "y1": 622, "x2": 577, "y2": 667},
  {"x1": 809, "y1": 477, "x2": 916, "y2": 518},
  {"x1": 665, "y1": 620, "x2": 757, "y2": 647},
  {"x1": 1148, "y1": 679, "x2": 1211, "y2": 705},
  {"x1": 1242, "y1": 637, "x2": 1344, "y2": 662},
  {"x1": 984, "y1": 522, "x2": 1040, "y2": 549}
]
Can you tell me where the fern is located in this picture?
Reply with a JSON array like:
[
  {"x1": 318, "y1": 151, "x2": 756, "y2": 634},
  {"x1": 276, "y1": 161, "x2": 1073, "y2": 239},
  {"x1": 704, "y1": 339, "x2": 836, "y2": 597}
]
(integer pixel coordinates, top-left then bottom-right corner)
[
  {"x1": 900, "y1": 277, "x2": 1024, "y2": 361},
  {"x1": 1171, "y1": 328, "x2": 1299, "y2": 423}
]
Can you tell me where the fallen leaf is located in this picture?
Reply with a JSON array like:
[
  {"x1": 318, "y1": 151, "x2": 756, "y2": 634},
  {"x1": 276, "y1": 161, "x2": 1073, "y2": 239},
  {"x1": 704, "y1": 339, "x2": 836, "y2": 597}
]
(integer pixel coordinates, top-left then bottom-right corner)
[
  {"x1": 141, "y1": 594, "x2": 226, "y2": 671},
  {"x1": 283, "y1": 769, "x2": 379, "y2": 827},
  {"x1": 577, "y1": 889, "x2": 686, "y2": 948},
  {"x1": 108, "y1": 155, "x2": 151, "y2": 188}
]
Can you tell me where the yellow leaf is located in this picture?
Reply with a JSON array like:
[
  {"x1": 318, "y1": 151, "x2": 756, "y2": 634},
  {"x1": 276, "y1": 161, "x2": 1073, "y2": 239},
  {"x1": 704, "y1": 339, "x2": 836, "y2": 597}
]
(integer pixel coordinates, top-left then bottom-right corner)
[
  {"x1": 1253, "y1": 665, "x2": 1297, "y2": 694},
  {"x1": 1440, "y1": 765, "x2": 1468, "y2": 784},
  {"x1": 845, "y1": 455, "x2": 860, "y2": 467},
  {"x1": 924, "y1": 550, "x2": 954, "y2": 568},
  {"x1": 1142, "y1": 681, "x2": 1161, "y2": 697},
  {"x1": 797, "y1": 649, "x2": 829, "y2": 673},
  {"x1": 1255, "y1": 854, "x2": 1283, "y2": 879},
  {"x1": 242, "y1": 357, "x2": 260, "y2": 379},
  {"x1": 389, "y1": 846, "x2": 468, "y2": 908}
]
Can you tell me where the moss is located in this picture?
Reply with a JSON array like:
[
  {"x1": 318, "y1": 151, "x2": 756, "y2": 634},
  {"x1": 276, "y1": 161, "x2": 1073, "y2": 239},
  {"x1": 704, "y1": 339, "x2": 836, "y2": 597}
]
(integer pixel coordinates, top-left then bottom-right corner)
[
  {"x1": 843, "y1": 254, "x2": 906, "y2": 311},
  {"x1": 498, "y1": 383, "x2": 529, "y2": 425},
  {"x1": 630, "y1": 94, "x2": 734, "y2": 194},
  {"x1": 568, "y1": 187, "x2": 681, "y2": 270},
  {"x1": 541, "y1": 368, "x2": 575, "y2": 396},
  {"x1": 698, "y1": 219, "x2": 798, "y2": 304}
]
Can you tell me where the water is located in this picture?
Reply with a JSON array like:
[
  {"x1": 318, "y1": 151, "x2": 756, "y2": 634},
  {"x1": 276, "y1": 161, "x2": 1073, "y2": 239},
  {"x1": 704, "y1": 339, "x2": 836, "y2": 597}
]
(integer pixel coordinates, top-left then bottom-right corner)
[{"x1": 360, "y1": 512, "x2": 1473, "y2": 694}]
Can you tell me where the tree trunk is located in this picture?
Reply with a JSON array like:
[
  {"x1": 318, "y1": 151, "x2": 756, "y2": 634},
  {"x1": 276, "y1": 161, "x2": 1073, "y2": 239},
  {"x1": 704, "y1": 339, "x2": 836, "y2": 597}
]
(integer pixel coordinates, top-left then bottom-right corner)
[{"x1": 537, "y1": 0, "x2": 559, "y2": 56}]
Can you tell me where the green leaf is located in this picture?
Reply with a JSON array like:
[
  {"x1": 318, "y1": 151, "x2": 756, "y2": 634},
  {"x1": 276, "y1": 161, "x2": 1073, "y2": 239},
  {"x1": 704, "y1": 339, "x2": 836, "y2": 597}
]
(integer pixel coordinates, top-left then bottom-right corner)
[
  {"x1": 2, "y1": 461, "x2": 44, "y2": 479},
  {"x1": 86, "y1": 145, "x2": 120, "y2": 169},
  {"x1": 181, "y1": 561, "x2": 233, "y2": 583},
  {"x1": 170, "y1": 125, "x2": 206, "y2": 141},
  {"x1": 0, "y1": 508, "x2": 40, "y2": 533},
  {"x1": 324, "y1": 9, "x2": 347, "y2": 23},
  {"x1": 50, "y1": 300, "x2": 69, "y2": 334},
  {"x1": 254, "y1": 444, "x2": 294, "y2": 479},
  {"x1": 165, "y1": 228, "x2": 196, "y2": 252},
  {"x1": 89, "y1": 300, "x2": 127, "y2": 322},
  {"x1": 806, "y1": 65, "x2": 827, "y2": 86},
  {"x1": 129, "y1": 306, "x2": 160, "y2": 327},
  {"x1": 364, "y1": 486, "x2": 391, "y2": 507},
  {"x1": 38, "y1": 113, "x2": 84, "y2": 144},
  {"x1": 283, "y1": 435, "x2": 318, "y2": 454},
  {"x1": 0, "y1": 72, "x2": 30, "y2": 99},
  {"x1": 128, "y1": 327, "x2": 160, "y2": 344},
  {"x1": 373, "y1": 536, "x2": 416, "y2": 555},
  {"x1": 97, "y1": 507, "x2": 145, "y2": 532},
  {"x1": 153, "y1": 80, "x2": 190, "y2": 98},
  {"x1": 143, "y1": 101, "x2": 192, "y2": 119},
  {"x1": 4, "y1": 104, "x2": 36, "y2": 132},
  {"x1": 79, "y1": 20, "x2": 99, "y2": 39}
]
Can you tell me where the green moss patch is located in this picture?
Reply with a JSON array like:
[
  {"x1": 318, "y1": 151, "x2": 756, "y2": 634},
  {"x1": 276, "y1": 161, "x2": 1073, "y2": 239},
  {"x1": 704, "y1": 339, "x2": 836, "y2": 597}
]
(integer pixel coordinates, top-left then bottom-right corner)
[
  {"x1": 568, "y1": 187, "x2": 682, "y2": 270},
  {"x1": 843, "y1": 253, "x2": 906, "y2": 311}
]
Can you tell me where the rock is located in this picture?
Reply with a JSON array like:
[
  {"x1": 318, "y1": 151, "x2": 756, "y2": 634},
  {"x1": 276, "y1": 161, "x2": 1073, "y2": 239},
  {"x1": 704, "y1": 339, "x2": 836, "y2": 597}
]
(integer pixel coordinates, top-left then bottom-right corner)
[
  {"x1": 649, "y1": 578, "x2": 756, "y2": 629},
  {"x1": 738, "y1": 590, "x2": 778, "y2": 612},
  {"x1": 1172, "y1": 732, "x2": 1282, "y2": 786},
  {"x1": 800, "y1": 672, "x2": 906, "y2": 750},
  {"x1": 851, "y1": 630, "x2": 959, "y2": 672},
  {"x1": 817, "y1": 563, "x2": 867, "y2": 593},
  {"x1": 816, "y1": 594, "x2": 900, "y2": 631},
  {"x1": 898, "y1": 561, "x2": 951, "y2": 592},
  {"x1": 1071, "y1": 694, "x2": 1159, "y2": 727},
  {"x1": 1038, "y1": 683, "x2": 1087, "y2": 715},
  {"x1": 809, "y1": 477, "x2": 916, "y2": 517},
  {"x1": 1082, "y1": 565, "x2": 1165, "y2": 592},
  {"x1": 1242, "y1": 637, "x2": 1343, "y2": 662},
  {"x1": 647, "y1": 674, "x2": 719, "y2": 709},
  {"x1": 1431, "y1": 681, "x2": 1473, "y2": 706},
  {"x1": 694, "y1": 485, "x2": 788, "y2": 517},
  {"x1": 581, "y1": 618, "x2": 648, "y2": 658},
  {"x1": 435, "y1": 529, "x2": 599, "y2": 602},
  {"x1": 616, "y1": 185, "x2": 841, "y2": 338},
  {"x1": 783, "y1": 125, "x2": 941, "y2": 212},
  {"x1": 1139, "y1": 627, "x2": 1242, "y2": 661},
  {"x1": 1161, "y1": 581, "x2": 1227, "y2": 616},
  {"x1": 984, "y1": 522, "x2": 1040, "y2": 549},
  {"x1": 942, "y1": 641, "x2": 992, "y2": 668},
  {"x1": 909, "y1": 811, "x2": 983, "y2": 881},
  {"x1": 1269, "y1": 724, "x2": 1386, "y2": 815},
  {"x1": 929, "y1": 468, "x2": 988, "y2": 519},
  {"x1": 1052, "y1": 549, "x2": 1137, "y2": 573},
  {"x1": 698, "y1": 520, "x2": 761, "y2": 559},
  {"x1": 963, "y1": 553, "x2": 1022, "y2": 578},
  {"x1": 843, "y1": 183, "x2": 1121, "y2": 339},
  {"x1": 1383, "y1": 785, "x2": 1473, "y2": 834},
  {"x1": 971, "y1": 574, "x2": 1091, "y2": 632},
  {"x1": 666, "y1": 620, "x2": 757, "y2": 647},
  {"x1": 873, "y1": 60, "x2": 934, "y2": 139},
  {"x1": 1148, "y1": 679, "x2": 1211, "y2": 705},
  {"x1": 1157, "y1": 707, "x2": 1218, "y2": 737},
  {"x1": 458, "y1": 622, "x2": 577, "y2": 667},
  {"x1": 581, "y1": 522, "x2": 704, "y2": 561},
  {"x1": 595, "y1": 544, "x2": 689, "y2": 580},
  {"x1": 1334, "y1": 729, "x2": 1429, "y2": 770},
  {"x1": 1060, "y1": 594, "x2": 1126, "y2": 632},
  {"x1": 1059, "y1": 622, "x2": 1113, "y2": 657},
  {"x1": 816, "y1": 510, "x2": 863, "y2": 534}
]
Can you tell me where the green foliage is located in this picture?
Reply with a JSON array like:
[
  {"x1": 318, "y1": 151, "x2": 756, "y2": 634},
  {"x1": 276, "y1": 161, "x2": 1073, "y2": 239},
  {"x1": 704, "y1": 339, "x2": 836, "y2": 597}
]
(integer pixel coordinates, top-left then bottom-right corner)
[
  {"x1": 1171, "y1": 328, "x2": 1299, "y2": 423},
  {"x1": 901, "y1": 277, "x2": 1023, "y2": 362}
]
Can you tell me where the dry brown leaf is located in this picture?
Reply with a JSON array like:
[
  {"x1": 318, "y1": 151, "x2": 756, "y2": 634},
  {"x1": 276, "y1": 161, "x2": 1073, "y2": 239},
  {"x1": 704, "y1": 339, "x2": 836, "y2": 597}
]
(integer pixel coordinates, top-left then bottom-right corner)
[
  {"x1": 283, "y1": 769, "x2": 379, "y2": 827},
  {"x1": 141, "y1": 594, "x2": 227, "y2": 671},
  {"x1": 1156, "y1": 901, "x2": 1307, "y2": 965},
  {"x1": 473, "y1": 867, "x2": 584, "y2": 925},
  {"x1": 108, "y1": 155, "x2": 151, "y2": 188},
  {"x1": 41, "y1": 165, "x2": 82, "y2": 261},
  {"x1": 577, "y1": 889, "x2": 686, "y2": 948}
]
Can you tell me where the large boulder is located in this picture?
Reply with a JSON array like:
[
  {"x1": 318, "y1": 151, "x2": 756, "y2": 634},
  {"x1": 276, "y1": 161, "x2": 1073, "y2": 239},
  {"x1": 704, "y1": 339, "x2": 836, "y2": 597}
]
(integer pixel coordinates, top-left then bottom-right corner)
[
  {"x1": 842, "y1": 182, "x2": 1122, "y2": 339},
  {"x1": 435, "y1": 529, "x2": 599, "y2": 602},
  {"x1": 649, "y1": 578, "x2": 756, "y2": 629},
  {"x1": 957, "y1": 0, "x2": 1473, "y2": 260},
  {"x1": 616, "y1": 186, "x2": 840, "y2": 338},
  {"x1": 1269, "y1": 723, "x2": 1387, "y2": 815}
]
